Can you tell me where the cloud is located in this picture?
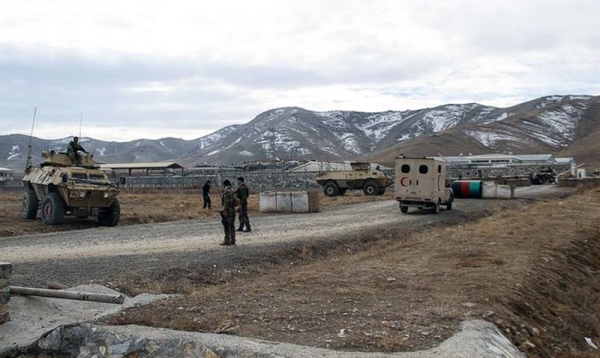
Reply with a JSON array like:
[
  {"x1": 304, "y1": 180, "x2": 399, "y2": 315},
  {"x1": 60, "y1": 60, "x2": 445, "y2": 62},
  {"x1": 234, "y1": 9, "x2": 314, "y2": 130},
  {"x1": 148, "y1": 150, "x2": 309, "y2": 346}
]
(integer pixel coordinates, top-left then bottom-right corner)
[{"x1": 0, "y1": 0, "x2": 599, "y2": 141}]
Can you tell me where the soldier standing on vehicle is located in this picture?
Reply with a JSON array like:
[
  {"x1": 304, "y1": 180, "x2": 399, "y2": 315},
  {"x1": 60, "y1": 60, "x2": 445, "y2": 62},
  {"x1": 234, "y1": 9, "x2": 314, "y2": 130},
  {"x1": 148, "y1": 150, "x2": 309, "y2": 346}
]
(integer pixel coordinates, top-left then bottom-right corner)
[
  {"x1": 236, "y1": 176, "x2": 251, "y2": 232},
  {"x1": 202, "y1": 180, "x2": 212, "y2": 209},
  {"x1": 67, "y1": 136, "x2": 88, "y2": 166},
  {"x1": 219, "y1": 179, "x2": 236, "y2": 246}
]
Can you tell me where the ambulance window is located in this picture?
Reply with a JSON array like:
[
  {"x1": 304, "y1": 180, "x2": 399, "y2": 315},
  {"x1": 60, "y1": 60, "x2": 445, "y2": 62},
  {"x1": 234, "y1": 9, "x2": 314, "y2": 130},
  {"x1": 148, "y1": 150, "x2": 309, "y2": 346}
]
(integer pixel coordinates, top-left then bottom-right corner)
[
  {"x1": 419, "y1": 165, "x2": 428, "y2": 174},
  {"x1": 401, "y1": 164, "x2": 410, "y2": 173},
  {"x1": 438, "y1": 165, "x2": 442, "y2": 173}
]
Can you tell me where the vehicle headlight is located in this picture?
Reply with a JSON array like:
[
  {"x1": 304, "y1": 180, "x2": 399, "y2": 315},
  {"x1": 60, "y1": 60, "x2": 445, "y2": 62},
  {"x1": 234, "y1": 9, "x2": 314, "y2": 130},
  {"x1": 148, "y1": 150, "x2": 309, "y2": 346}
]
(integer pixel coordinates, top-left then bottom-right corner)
[{"x1": 69, "y1": 191, "x2": 86, "y2": 199}]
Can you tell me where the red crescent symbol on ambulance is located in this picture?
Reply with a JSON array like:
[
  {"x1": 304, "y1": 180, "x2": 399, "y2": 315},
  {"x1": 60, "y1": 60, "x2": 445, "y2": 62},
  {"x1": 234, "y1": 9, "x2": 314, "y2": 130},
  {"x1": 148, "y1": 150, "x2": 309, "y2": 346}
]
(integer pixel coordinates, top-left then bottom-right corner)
[{"x1": 400, "y1": 177, "x2": 409, "y2": 187}]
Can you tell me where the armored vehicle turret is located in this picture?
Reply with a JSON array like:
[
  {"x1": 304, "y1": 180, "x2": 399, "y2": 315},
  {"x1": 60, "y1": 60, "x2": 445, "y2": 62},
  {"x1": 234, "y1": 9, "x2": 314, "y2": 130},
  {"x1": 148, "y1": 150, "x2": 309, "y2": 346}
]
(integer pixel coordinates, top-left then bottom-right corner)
[{"x1": 21, "y1": 149, "x2": 121, "y2": 226}]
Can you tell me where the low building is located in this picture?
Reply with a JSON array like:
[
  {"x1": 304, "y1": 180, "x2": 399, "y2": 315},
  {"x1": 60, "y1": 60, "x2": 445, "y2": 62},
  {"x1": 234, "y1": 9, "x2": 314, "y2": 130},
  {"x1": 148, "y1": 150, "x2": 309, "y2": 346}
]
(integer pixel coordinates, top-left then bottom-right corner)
[
  {"x1": 99, "y1": 162, "x2": 184, "y2": 177},
  {"x1": 428, "y1": 153, "x2": 575, "y2": 179},
  {"x1": 0, "y1": 167, "x2": 14, "y2": 182}
]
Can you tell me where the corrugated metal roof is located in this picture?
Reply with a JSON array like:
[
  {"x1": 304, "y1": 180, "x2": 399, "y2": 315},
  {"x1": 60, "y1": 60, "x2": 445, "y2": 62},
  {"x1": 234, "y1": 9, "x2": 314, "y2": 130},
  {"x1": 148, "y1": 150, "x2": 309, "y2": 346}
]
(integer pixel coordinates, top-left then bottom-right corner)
[
  {"x1": 0, "y1": 167, "x2": 13, "y2": 172},
  {"x1": 555, "y1": 157, "x2": 575, "y2": 164},
  {"x1": 515, "y1": 154, "x2": 554, "y2": 162},
  {"x1": 99, "y1": 162, "x2": 184, "y2": 170},
  {"x1": 429, "y1": 153, "x2": 577, "y2": 166},
  {"x1": 469, "y1": 154, "x2": 522, "y2": 161}
]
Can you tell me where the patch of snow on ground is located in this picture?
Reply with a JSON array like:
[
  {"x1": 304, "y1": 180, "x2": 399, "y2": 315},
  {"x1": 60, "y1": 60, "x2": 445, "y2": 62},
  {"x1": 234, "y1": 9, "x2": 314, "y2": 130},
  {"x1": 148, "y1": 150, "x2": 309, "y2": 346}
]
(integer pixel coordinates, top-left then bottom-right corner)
[
  {"x1": 421, "y1": 108, "x2": 462, "y2": 132},
  {"x1": 338, "y1": 133, "x2": 361, "y2": 153},
  {"x1": 357, "y1": 112, "x2": 404, "y2": 141},
  {"x1": 482, "y1": 112, "x2": 512, "y2": 124},
  {"x1": 287, "y1": 127, "x2": 308, "y2": 136},
  {"x1": 196, "y1": 126, "x2": 238, "y2": 150},
  {"x1": 297, "y1": 147, "x2": 311, "y2": 155},
  {"x1": 536, "y1": 96, "x2": 563, "y2": 108},
  {"x1": 524, "y1": 130, "x2": 564, "y2": 147},
  {"x1": 159, "y1": 141, "x2": 174, "y2": 153},
  {"x1": 8, "y1": 145, "x2": 20, "y2": 160},
  {"x1": 256, "y1": 130, "x2": 298, "y2": 152},
  {"x1": 134, "y1": 142, "x2": 141, "y2": 147},
  {"x1": 536, "y1": 104, "x2": 584, "y2": 142},
  {"x1": 223, "y1": 137, "x2": 243, "y2": 151},
  {"x1": 397, "y1": 133, "x2": 411, "y2": 142},
  {"x1": 95, "y1": 147, "x2": 106, "y2": 156},
  {"x1": 239, "y1": 150, "x2": 254, "y2": 156},
  {"x1": 569, "y1": 95, "x2": 592, "y2": 101},
  {"x1": 465, "y1": 131, "x2": 519, "y2": 147},
  {"x1": 319, "y1": 111, "x2": 348, "y2": 129},
  {"x1": 207, "y1": 149, "x2": 221, "y2": 156},
  {"x1": 472, "y1": 106, "x2": 496, "y2": 121}
]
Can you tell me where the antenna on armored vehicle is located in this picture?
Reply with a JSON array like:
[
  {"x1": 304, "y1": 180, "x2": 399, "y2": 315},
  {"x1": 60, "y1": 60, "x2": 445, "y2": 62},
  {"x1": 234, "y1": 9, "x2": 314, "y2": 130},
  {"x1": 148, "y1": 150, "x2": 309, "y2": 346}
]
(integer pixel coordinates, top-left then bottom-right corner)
[
  {"x1": 79, "y1": 112, "x2": 83, "y2": 138},
  {"x1": 25, "y1": 107, "x2": 37, "y2": 173}
]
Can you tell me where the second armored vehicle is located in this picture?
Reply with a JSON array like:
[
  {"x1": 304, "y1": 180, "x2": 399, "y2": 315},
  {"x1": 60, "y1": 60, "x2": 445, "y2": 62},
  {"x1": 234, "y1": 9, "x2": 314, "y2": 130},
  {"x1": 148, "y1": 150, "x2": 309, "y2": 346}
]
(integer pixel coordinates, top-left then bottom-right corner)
[
  {"x1": 316, "y1": 162, "x2": 393, "y2": 197},
  {"x1": 21, "y1": 149, "x2": 121, "y2": 226}
]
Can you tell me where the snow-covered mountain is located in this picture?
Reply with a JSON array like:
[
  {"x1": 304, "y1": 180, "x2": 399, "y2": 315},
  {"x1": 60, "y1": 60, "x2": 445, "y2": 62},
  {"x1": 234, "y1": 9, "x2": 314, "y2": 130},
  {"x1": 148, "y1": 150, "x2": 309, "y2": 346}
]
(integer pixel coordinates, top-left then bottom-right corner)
[
  {"x1": 365, "y1": 95, "x2": 600, "y2": 167},
  {"x1": 1, "y1": 95, "x2": 598, "y2": 171}
]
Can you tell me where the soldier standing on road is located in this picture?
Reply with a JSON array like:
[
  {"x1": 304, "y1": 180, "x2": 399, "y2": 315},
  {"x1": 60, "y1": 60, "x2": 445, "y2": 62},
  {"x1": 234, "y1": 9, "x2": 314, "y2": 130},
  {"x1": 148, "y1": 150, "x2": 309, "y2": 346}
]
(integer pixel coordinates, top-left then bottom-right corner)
[
  {"x1": 219, "y1": 179, "x2": 236, "y2": 246},
  {"x1": 236, "y1": 176, "x2": 251, "y2": 232},
  {"x1": 202, "y1": 180, "x2": 212, "y2": 209},
  {"x1": 67, "y1": 136, "x2": 88, "y2": 166}
]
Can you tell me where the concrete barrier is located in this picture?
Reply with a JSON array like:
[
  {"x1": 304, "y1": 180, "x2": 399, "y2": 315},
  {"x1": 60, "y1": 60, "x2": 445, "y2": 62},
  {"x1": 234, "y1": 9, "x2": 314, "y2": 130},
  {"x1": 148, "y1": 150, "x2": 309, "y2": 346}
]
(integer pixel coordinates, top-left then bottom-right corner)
[
  {"x1": 259, "y1": 192, "x2": 278, "y2": 212},
  {"x1": 260, "y1": 191, "x2": 319, "y2": 213},
  {"x1": 481, "y1": 182, "x2": 514, "y2": 199},
  {"x1": 276, "y1": 192, "x2": 293, "y2": 213},
  {"x1": 0, "y1": 262, "x2": 11, "y2": 324},
  {"x1": 481, "y1": 181, "x2": 497, "y2": 198},
  {"x1": 497, "y1": 184, "x2": 515, "y2": 199}
]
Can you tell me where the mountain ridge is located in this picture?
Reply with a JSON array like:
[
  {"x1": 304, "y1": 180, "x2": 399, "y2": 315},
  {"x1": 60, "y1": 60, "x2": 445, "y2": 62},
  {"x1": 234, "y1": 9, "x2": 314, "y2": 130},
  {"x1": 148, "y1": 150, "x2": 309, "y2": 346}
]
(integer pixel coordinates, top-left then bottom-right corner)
[{"x1": 1, "y1": 94, "x2": 598, "y2": 171}]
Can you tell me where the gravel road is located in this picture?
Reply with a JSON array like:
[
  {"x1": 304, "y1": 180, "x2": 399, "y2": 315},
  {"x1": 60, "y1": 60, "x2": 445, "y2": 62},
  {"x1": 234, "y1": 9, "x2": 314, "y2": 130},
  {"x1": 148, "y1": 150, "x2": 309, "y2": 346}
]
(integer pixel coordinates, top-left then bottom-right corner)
[{"x1": 1, "y1": 186, "x2": 572, "y2": 287}]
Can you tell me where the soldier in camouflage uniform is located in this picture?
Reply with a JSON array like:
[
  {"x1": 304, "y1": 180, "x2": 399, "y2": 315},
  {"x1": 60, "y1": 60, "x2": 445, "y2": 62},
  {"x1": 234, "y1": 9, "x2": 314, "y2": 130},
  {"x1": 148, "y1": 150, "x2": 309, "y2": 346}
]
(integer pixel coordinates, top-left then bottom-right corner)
[
  {"x1": 235, "y1": 176, "x2": 251, "y2": 232},
  {"x1": 219, "y1": 179, "x2": 237, "y2": 246},
  {"x1": 67, "y1": 136, "x2": 88, "y2": 166}
]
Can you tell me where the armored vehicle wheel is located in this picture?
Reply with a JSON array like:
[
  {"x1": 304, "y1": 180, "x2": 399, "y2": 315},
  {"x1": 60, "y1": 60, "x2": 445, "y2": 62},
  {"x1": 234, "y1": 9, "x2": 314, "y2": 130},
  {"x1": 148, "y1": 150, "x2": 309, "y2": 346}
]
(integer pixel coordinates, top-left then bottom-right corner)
[
  {"x1": 323, "y1": 181, "x2": 340, "y2": 197},
  {"x1": 98, "y1": 199, "x2": 121, "y2": 227},
  {"x1": 41, "y1": 193, "x2": 66, "y2": 225},
  {"x1": 22, "y1": 189, "x2": 39, "y2": 219},
  {"x1": 400, "y1": 205, "x2": 409, "y2": 213},
  {"x1": 378, "y1": 187, "x2": 386, "y2": 195},
  {"x1": 338, "y1": 188, "x2": 347, "y2": 196},
  {"x1": 363, "y1": 180, "x2": 379, "y2": 196}
]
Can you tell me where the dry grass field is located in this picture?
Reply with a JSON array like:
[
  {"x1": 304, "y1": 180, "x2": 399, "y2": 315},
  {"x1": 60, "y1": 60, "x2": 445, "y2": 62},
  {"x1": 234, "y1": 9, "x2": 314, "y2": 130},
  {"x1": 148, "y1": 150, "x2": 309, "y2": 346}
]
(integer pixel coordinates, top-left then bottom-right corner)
[
  {"x1": 101, "y1": 187, "x2": 600, "y2": 357},
  {"x1": 3, "y1": 186, "x2": 600, "y2": 357}
]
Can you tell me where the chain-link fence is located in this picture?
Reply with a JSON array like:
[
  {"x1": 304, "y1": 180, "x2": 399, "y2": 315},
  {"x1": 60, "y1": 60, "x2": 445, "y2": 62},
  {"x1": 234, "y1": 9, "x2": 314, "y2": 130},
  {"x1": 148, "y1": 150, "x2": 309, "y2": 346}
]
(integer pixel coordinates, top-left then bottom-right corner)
[{"x1": 117, "y1": 171, "x2": 322, "y2": 192}]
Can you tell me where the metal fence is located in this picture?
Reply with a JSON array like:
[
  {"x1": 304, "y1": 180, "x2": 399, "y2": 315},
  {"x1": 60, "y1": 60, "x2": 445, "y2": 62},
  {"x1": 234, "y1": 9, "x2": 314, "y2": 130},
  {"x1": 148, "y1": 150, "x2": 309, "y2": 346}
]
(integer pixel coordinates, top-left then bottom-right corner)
[
  {"x1": 0, "y1": 169, "x2": 396, "y2": 193},
  {"x1": 115, "y1": 171, "x2": 323, "y2": 192}
]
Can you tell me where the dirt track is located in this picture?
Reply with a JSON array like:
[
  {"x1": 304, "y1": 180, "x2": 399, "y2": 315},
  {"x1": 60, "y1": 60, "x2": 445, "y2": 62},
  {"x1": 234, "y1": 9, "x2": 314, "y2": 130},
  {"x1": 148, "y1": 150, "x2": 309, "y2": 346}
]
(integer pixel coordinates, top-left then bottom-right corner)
[{"x1": 4, "y1": 196, "x2": 499, "y2": 287}]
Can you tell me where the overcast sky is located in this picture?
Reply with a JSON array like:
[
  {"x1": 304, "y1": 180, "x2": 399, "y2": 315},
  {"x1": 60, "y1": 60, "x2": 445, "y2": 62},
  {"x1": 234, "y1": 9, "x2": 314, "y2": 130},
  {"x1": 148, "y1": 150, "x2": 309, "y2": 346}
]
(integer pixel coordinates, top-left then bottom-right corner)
[{"x1": 1, "y1": 0, "x2": 598, "y2": 142}]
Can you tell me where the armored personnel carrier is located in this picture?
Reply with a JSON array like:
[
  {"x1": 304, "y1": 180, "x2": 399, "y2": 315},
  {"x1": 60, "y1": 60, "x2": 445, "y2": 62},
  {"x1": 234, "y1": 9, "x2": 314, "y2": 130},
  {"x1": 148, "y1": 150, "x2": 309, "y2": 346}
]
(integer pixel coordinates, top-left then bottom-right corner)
[
  {"x1": 21, "y1": 149, "x2": 121, "y2": 226},
  {"x1": 316, "y1": 162, "x2": 393, "y2": 197}
]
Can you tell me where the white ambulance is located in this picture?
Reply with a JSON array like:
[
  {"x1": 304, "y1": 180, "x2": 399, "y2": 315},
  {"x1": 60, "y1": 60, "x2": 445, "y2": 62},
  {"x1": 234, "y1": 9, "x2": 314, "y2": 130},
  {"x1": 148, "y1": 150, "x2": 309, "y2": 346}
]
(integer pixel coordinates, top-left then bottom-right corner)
[{"x1": 394, "y1": 157, "x2": 454, "y2": 214}]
